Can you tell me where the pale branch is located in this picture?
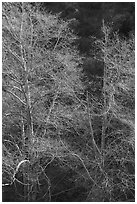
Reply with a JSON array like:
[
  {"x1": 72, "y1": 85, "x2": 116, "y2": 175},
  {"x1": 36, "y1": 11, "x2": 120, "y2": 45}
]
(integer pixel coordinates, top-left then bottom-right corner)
[
  {"x1": 20, "y1": 110, "x2": 26, "y2": 144},
  {"x1": 3, "y1": 144, "x2": 12, "y2": 156},
  {"x1": 8, "y1": 82, "x2": 28, "y2": 105},
  {"x1": 3, "y1": 89, "x2": 26, "y2": 105},
  {"x1": 3, "y1": 112, "x2": 26, "y2": 120},
  {"x1": 3, "y1": 59, "x2": 29, "y2": 104},
  {"x1": 3, "y1": 84, "x2": 23, "y2": 93},
  {"x1": 2, "y1": 162, "x2": 15, "y2": 171},
  {"x1": 20, "y1": 4, "x2": 28, "y2": 72},
  {"x1": 14, "y1": 159, "x2": 30, "y2": 176},
  {"x1": 87, "y1": 92, "x2": 101, "y2": 157},
  {"x1": 14, "y1": 177, "x2": 32, "y2": 186},
  {"x1": 9, "y1": 159, "x2": 31, "y2": 186},
  {"x1": 2, "y1": 183, "x2": 12, "y2": 186},
  {"x1": 3, "y1": 44, "x2": 23, "y2": 66},
  {"x1": 2, "y1": 71, "x2": 23, "y2": 86},
  {"x1": 3, "y1": 74, "x2": 22, "y2": 87},
  {"x1": 29, "y1": 12, "x2": 34, "y2": 49}
]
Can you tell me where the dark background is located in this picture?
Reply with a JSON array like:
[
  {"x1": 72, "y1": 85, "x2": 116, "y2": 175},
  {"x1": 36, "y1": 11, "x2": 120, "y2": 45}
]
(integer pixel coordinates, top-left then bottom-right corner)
[{"x1": 39, "y1": 2, "x2": 135, "y2": 54}]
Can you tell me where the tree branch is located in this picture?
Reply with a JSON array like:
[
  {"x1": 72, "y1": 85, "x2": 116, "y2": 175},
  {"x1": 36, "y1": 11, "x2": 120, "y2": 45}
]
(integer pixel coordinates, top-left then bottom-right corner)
[
  {"x1": 2, "y1": 72, "x2": 23, "y2": 86},
  {"x1": 3, "y1": 44, "x2": 23, "y2": 66},
  {"x1": 3, "y1": 89, "x2": 26, "y2": 105},
  {"x1": 86, "y1": 92, "x2": 101, "y2": 158}
]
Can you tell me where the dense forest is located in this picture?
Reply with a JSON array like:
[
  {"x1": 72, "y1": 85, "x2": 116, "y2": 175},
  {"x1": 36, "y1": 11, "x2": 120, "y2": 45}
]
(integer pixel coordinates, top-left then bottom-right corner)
[{"x1": 2, "y1": 2, "x2": 135, "y2": 202}]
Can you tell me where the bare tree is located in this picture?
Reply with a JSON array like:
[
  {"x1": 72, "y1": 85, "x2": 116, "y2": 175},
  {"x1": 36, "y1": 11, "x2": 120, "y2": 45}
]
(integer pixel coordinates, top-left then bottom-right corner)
[
  {"x1": 85, "y1": 23, "x2": 135, "y2": 201},
  {"x1": 2, "y1": 2, "x2": 85, "y2": 201}
]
